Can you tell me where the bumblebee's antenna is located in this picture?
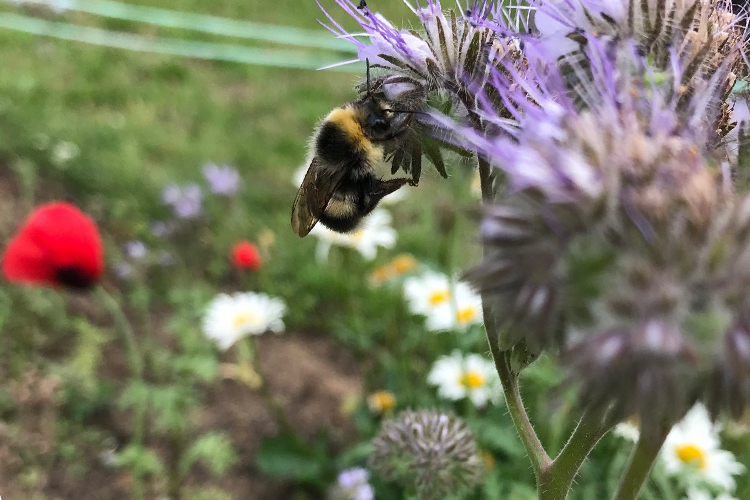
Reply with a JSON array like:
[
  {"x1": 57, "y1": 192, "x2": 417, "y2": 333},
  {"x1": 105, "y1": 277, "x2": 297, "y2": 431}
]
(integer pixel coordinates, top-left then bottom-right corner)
[{"x1": 386, "y1": 108, "x2": 424, "y2": 115}]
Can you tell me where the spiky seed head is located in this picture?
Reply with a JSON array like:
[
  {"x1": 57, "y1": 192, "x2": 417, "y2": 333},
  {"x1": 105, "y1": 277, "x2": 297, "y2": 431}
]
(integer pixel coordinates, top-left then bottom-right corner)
[{"x1": 369, "y1": 409, "x2": 484, "y2": 498}]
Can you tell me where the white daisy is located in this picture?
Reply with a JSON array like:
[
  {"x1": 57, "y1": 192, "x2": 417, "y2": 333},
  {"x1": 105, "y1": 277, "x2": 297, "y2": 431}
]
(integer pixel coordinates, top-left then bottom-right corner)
[
  {"x1": 202, "y1": 292, "x2": 286, "y2": 350},
  {"x1": 662, "y1": 404, "x2": 745, "y2": 491},
  {"x1": 427, "y1": 282, "x2": 483, "y2": 331},
  {"x1": 404, "y1": 270, "x2": 452, "y2": 315},
  {"x1": 613, "y1": 419, "x2": 640, "y2": 442},
  {"x1": 403, "y1": 271, "x2": 483, "y2": 332},
  {"x1": 311, "y1": 208, "x2": 396, "y2": 262},
  {"x1": 685, "y1": 489, "x2": 739, "y2": 500},
  {"x1": 427, "y1": 351, "x2": 501, "y2": 408}
]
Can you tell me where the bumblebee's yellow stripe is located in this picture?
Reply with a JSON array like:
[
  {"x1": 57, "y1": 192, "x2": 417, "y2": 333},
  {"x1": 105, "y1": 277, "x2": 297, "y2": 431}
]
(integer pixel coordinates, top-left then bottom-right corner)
[{"x1": 326, "y1": 108, "x2": 366, "y2": 145}]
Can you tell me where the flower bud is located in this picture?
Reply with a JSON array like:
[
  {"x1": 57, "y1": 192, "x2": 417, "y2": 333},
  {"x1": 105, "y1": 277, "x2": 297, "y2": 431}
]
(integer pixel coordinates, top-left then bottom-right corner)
[{"x1": 370, "y1": 410, "x2": 484, "y2": 498}]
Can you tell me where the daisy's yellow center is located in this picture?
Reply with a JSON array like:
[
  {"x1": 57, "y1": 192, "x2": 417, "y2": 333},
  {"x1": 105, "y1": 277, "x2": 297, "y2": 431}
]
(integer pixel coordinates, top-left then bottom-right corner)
[
  {"x1": 429, "y1": 289, "x2": 451, "y2": 306},
  {"x1": 367, "y1": 390, "x2": 396, "y2": 413},
  {"x1": 456, "y1": 306, "x2": 478, "y2": 323},
  {"x1": 232, "y1": 312, "x2": 258, "y2": 329},
  {"x1": 350, "y1": 230, "x2": 365, "y2": 243},
  {"x1": 392, "y1": 254, "x2": 417, "y2": 273},
  {"x1": 675, "y1": 443, "x2": 707, "y2": 470},
  {"x1": 459, "y1": 370, "x2": 486, "y2": 389}
]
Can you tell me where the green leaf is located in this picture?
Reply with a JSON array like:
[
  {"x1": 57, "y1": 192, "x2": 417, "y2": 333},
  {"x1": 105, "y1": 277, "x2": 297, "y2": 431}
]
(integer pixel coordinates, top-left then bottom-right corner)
[
  {"x1": 337, "y1": 442, "x2": 374, "y2": 466},
  {"x1": 115, "y1": 444, "x2": 164, "y2": 476},
  {"x1": 469, "y1": 418, "x2": 526, "y2": 457},
  {"x1": 179, "y1": 431, "x2": 238, "y2": 478},
  {"x1": 410, "y1": 141, "x2": 422, "y2": 184},
  {"x1": 118, "y1": 380, "x2": 150, "y2": 411},
  {"x1": 173, "y1": 354, "x2": 219, "y2": 382},
  {"x1": 255, "y1": 432, "x2": 325, "y2": 485},
  {"x1": 149, "y1": 385, "x2": 192, "y2": 432},
  {"x1": 391, "y1": 147, "x2": 405, "y2": 175},
  {"x1": 422, "y1": 135, "x2": 449, "y2": 178},
  {"x1": 69, "y1": 319, "x2": 111, "y2": 389}
]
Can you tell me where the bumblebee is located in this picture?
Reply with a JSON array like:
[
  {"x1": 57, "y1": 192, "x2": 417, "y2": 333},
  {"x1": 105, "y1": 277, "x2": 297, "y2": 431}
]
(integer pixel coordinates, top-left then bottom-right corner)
[{"x1": 291, "y1": 68, "x2": 421, "y2": 237}]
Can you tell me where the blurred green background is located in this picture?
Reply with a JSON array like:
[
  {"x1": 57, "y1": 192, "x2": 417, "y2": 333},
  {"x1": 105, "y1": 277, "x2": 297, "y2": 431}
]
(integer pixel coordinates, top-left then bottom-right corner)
[{"x1": 0, "y1": 1, "x2": 749, "y2": 499}]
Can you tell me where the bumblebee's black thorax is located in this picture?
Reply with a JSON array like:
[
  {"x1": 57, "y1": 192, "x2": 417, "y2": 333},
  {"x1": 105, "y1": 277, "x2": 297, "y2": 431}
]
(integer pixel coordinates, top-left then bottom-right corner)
[{"x1": 315, "y1": 120, "x2": 370, "y2": 171}]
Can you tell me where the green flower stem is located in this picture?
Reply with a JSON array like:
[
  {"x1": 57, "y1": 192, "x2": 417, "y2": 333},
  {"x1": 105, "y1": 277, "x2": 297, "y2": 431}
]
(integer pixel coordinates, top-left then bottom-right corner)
[
  {"x1": 477, "y1": 154, "x2": 551, "y2": 480},
  {"x1": 488, "y1": 330, "x2": 552, "y2": 476},
  {"x1": 95, "y1": 286, "x2": 145, "y2": 500},
  {"x1": 539, "y1": 410, "x2": 612, "y2": 500},
  {"x1": 245, "y1": 336, "x2": 296, "y2": 436},
  {"x1": 613, "y1": 432, "x2": 668, "y2": 500}
]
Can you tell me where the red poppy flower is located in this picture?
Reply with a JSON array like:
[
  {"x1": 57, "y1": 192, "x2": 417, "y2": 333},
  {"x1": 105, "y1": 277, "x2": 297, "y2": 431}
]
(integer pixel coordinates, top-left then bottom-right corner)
[
  {"x1": 2, "y1": 202, "x2": 104, "y2": 289},
  {"x1": 231, "y1": 241, "x2": 262, "y2": 270}
]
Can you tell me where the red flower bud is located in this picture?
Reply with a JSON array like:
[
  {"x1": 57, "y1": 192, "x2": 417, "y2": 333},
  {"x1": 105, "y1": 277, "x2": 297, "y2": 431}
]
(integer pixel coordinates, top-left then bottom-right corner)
[
  {"x1": 2, "y1": 202, "x2": 104, "y2": 290},
  {"x1": 231, "y1": 241, "x2": 262, "y2": 270}
]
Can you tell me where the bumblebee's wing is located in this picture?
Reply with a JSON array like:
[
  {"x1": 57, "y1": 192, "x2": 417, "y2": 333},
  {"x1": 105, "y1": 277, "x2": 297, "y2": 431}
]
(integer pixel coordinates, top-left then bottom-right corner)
[{"x1": 291, "y1": 157, "x2": 347, "y2": 237}]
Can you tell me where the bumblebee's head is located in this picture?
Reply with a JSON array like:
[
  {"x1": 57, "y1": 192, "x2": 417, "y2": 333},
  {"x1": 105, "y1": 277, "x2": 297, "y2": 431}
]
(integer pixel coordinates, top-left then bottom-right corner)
[{"x1": 358, "y1": 96, "x2": 412, "y2": 142}]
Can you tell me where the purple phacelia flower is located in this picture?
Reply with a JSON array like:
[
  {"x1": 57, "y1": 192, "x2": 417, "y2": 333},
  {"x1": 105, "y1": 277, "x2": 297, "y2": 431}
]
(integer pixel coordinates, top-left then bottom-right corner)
[
  {"x1": 319, "y1": 0, "x2": 527, "y2": 96},
  {"x1": 529, "y1": 0, "x2": 746, "y2": 137},
  {"x1": 202, "y1": 163, "x2": 240, "y2": 196},
  {"x1": 330, "y1": 467, "x2": 374, "y2": 500},
  {"x1": 440, "y1": 30, "x2": 750, "y2": 430},
  {"x1": 124, "y1": 240, "x2": 147, "y2": 260},
  {"x1": 150, "y1": 221, "x2": 176, "y2": 238},
  {"x1": 161, "y1": 183, "x2": 203, "y2": 219},
  {"x1": 113, "y1": 262, "x2": 134, "y2": 280}
]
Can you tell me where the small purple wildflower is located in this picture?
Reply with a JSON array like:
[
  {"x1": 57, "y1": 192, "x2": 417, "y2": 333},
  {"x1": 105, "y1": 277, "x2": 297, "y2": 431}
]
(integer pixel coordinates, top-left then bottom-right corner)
[
  {"x1": 202, "y1": 163, "x2": 240, "y2": 196},
  {"x1": 150, "y1": 221, "x2": 176, "y2": 238},
  {"x1": 332, "y1": 468, "x2": 374, "y2": 500},
  {"x1": 161, "y1": 183, "x2": 203, "y2": 219},
  {"x1": 157, "y1": 250, "x2": 175, "y2": 266},
  {"x1": 113, "y1": 262, "x2": 134, "y2": 280},
  {"x1": 124, "y1": 240, "x2": 147, "y2": 260}
]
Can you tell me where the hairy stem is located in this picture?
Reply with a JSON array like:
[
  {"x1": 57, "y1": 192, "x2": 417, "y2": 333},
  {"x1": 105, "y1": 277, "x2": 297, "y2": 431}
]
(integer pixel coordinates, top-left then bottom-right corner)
[
  {"x1": 539, "y1": 410, "x2": 612, "y2": 500},
  {"x1": 613, "y1": 432, "x2": 668, "y2": 500},
  {"x1": 96, "y1": 286, "x2": 145, "y2": 500},
  {"x1": 488, "y1": 333, "x2": 552, "y2": 476},
  {"x1": 478, "y1": 154, "x2": 551, "y2": 478}
]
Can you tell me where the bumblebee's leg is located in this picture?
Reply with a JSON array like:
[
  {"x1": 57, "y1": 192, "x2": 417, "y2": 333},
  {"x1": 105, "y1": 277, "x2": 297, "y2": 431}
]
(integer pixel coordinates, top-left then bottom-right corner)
[
  {"x1": 358, "y1": 177, "x2": 415, "y2": 215},
  {"x1": 370, "y1": 178, "x2": 413, "y2": 198}
]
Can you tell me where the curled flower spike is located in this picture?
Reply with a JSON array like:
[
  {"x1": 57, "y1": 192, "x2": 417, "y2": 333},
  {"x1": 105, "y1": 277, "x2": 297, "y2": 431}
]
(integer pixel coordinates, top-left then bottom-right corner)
[
  {"x1": 437, "y1": 31, "x2": 750, "y2": 430},
  {"x1": 321, "y1": 0, "x2": 526, "y2": 90},
  {"x1": 531, "y1": 0, "x2": 748, "y2": 141},
  {"x1": 564, "y1": 320, "x2": 699, "y2": 438},
  {"x1": 370, "y1": 409, "x2": 484, "y2": 498},
  {"x1": 2, "y1": 202, "x2": 104, "y2": 290}
]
